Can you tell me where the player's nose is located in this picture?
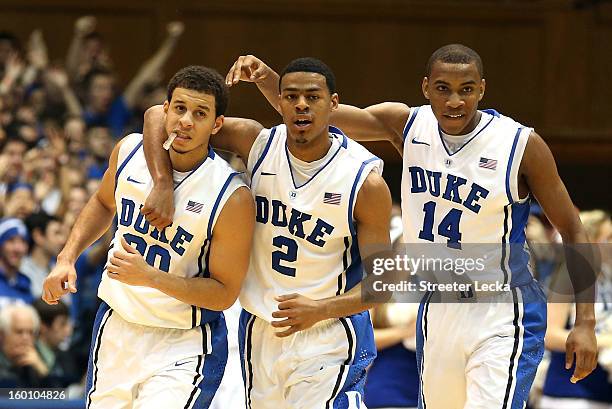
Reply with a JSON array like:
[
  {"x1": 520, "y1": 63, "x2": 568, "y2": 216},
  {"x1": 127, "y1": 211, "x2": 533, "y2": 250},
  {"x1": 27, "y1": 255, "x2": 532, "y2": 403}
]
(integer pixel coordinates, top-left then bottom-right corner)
[
  {"x1": 295, "y1": 95, "x2": 309, "y2": 110},
  {"x1": 179, "y1": 112, "x2": 194, "y2": 128},
  {"x1": 446, "y1": 93, "x2": 465, "y2": 109}
]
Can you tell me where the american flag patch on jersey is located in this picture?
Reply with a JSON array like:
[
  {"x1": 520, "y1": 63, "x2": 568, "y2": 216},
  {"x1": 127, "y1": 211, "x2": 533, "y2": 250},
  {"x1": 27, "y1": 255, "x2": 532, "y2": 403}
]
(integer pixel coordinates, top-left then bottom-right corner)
[
  {"x1": 186, "y1": 200, "x2": 204, "y2": 213},
  {"x1": 479, "y1": 157, "x2": 497, "y2": 170},
  {"x1": 323, "y1": 192, "x2": 342, "y2": 205}
]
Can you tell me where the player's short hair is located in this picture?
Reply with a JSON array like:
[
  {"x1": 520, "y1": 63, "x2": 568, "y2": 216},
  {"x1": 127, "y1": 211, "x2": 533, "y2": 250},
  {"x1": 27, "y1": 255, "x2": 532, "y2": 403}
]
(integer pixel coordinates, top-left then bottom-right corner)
[
  {"x1": 426, "y1": 44, "x2": 484, "y2": 78},
  {"x1": 279, "y1": 57, "x2": 336, "y2": 94},
  {"x1": 167, "y1": 66, "x2": 229, "y2": 117}
]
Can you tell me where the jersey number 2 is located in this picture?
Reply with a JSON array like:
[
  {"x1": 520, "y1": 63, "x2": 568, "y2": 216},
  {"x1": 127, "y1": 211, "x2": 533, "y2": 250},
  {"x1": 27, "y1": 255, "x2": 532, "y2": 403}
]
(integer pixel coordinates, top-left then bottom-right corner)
[
  {"x1": 418, "y1": 201, "x2": 463, "y2": 248},
  {"x1": 272, "y1": 235, "x2": 298, "y2": 277}
]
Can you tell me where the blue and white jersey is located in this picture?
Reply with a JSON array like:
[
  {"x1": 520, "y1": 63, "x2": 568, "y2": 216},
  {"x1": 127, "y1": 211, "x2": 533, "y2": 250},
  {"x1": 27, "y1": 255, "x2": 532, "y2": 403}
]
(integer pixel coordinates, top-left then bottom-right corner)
[
  {"x1": 401, "y1": 105, "x2": 534, "y2": 288},
  {"x1": 239, "y1": 124, "x2": 383, "y2": 322},
  {"x1": 98, "y1": 133, "x2": 246, "y2": 329}
]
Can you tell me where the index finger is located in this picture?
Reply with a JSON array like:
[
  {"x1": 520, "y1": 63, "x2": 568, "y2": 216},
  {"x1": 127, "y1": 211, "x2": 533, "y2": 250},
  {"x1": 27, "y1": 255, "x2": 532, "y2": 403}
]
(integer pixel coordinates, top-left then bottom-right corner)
[{"x1": 232, "y1": 56, "x2": 246, "y2": 85}]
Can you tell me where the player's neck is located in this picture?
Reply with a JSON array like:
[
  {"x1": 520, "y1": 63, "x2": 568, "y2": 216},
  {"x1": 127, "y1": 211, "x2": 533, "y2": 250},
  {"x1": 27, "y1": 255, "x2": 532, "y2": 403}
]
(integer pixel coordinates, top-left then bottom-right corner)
[
  {"x1": 286, "y1": 131, "x2": 332, "y2": 162},
  {"x1": 169, "y1": 145, "x2": 209, "y2": 172}
]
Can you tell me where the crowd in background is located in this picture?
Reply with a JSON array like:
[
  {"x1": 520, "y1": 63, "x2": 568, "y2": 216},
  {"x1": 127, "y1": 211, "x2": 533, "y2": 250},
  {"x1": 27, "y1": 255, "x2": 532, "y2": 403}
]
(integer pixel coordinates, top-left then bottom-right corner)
[
  {"x1": 0, "y1": 15, "x2": 610, "y2": 407},
  {"x1": 0, "y1": 15, "x2": 184, "y2": 394}
]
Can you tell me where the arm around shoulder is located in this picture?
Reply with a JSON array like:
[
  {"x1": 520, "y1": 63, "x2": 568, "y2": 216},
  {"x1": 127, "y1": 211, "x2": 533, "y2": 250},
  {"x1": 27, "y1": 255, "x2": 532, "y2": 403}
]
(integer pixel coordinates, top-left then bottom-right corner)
[
  {"x1": 211, "y1": 117, "x2": 264, "y2": 162},
  {"x1": 331, "y1": 102, "x2": 409, "y2": 152}
]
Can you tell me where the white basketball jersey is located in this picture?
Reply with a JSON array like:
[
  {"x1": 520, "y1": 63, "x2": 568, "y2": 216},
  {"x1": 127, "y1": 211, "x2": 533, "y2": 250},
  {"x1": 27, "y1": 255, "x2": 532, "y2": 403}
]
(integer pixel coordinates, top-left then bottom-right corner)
[
  {"x1": 400, "y1": 105, "x2": 534, "y2": 287},
  {"x1": 240, "y1": 125, "x2": 383, "y2": 321},
  {"x1": 98, "y1": 133, "x2": 246, "y2": 329}
]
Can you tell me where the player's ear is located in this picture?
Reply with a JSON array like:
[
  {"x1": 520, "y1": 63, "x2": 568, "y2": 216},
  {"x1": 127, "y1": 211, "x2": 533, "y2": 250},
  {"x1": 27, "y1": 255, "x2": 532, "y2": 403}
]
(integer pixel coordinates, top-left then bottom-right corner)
[
  {"x1": 478, "y1": 78, "x2": 486, "y2": 101},
  {"x1": 330, "y1": 93, "x2": 339, "y2": 111},
  {"x1": 211, "y1": 115, "x2": 224, "y2": 135},
  {"x1": 422, "y1": 77, "x2": 430, "y2": 100},
  {"x1": 163, "y1": 100, "x2": 169, "y2": 113}
]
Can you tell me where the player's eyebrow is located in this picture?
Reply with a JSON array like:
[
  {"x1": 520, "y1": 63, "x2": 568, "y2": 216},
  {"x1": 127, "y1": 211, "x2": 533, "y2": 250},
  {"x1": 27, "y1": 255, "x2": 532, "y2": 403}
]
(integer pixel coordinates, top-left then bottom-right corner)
[
  {"x1": 282, "y1": 87, "x2": 323, "y2": 92},
  {"x1": 433, "y1": 80, "x2": 477, "y2": 85},
  {"x1": 173, "y1": 99, "x2": 211, "y2": 111}
]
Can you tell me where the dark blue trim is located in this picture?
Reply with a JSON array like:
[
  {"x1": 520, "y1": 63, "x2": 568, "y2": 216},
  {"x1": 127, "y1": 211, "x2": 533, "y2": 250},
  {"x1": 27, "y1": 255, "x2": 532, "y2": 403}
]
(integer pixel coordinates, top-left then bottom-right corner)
[
  {"x1": 505, "y1": 127, "x2": 523, "y2": 203},
  {"x1": 251, "y1": 127, "x2": 276, "y2": 176},
  {"x1": 347, "y1": 157, "x2": 380, "y2": 236},
  {"x1": 207, "y1": 172, "x2": 241, "y2": 237},
  {"x1": 284, "y1": 139, "x2": 343, "y2": 190},
  {"x1": 482, "y1": 108, "x2": 501, "y2": 118},
  {"x1": 337, "y1": 237, "x2": 350, "y2": 296},
  {"x1": 173, "y1": 147, "x2": 215, "y2": 191},
  {"x1": 501, "y1": 205, "x2": 510, "y2": 286},
  {"x1": 402, "y1": 106, "x2": 421, "y2": 141},
  {"x1": 345, "y1": 235, "x2": 363, "y2": 292},
  {"x1": 502, "y1": 288, "x2": 521, "y2": 409},
  {"x1": 329, "y1": 126, "x2": 349, "y2": 148},
  {"x1": 86, "y1": 302, "x2": 112, "y2": 409},
  {"x1": 114, "y1": 140, "x2": 143, "y2": 189},
  {"x1": 438, "y1": 111, "x2": 495, "y2": 157}
]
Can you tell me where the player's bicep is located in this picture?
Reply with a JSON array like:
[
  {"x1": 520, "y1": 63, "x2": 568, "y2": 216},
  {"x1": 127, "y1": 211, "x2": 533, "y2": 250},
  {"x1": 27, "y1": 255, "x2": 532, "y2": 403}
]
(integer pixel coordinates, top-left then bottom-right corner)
[
  {"x1": 95, "y1": 138, "x2": 125, "y2": 211},
  {"x1": 353, "y1": 171, "x2": 392, "y2": 256},
  {"x1": 331, "y1": 103, "x2": 408, "y2": 144},
  {"x1": 522, "y1": 132, "x2": 581, "y2": 236},
  {"x1": 208, "y1": 186, "x2": 255, "y2": 299},
  {"x1": 210, "y1": 118, "x2": 263, "y2": 163}
]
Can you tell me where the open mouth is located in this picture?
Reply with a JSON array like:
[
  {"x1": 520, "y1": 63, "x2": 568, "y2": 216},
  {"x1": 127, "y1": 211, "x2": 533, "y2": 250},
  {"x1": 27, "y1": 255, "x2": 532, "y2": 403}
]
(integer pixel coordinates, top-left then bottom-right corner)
[
  {"x1": 444, "y1": 114, "x2": 464, "y2": 119},
  {"x1": 294, "y1": 119, "x2": 312, "y2": 129}
]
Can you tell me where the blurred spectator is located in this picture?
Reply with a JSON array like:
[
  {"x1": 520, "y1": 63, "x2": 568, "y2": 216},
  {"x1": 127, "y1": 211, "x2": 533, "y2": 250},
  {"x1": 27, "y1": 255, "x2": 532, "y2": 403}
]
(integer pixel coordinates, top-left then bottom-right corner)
[
  {"x1": 78, "y1": 20, "x2": 184, "y2": 136},
  {"x1": 70, "y1": 228, "x2": 112, "y2": 375},
  {"x1": 3, "y1": 182, "x2": 36, "y2": 220},
  {"x1": 0, "y1": 304, "x2": 47, "y2": 387},
  {"x1": 0, "y1": 136, "x2": 27, "y2": 205},
  {"x1": 32, "y1": 299, "x2": 79, "y2": 387},
  {"x1": 0, "y1": 218, "x2": 32, "y2": 308},
  {"x1": 0, "y1": 31, "x2": 21, "y2": 77},
  {"x1": 85, "y1": 126, "x2": 113, "y2": 179},
  {"x1": 65, "y1": 16, "x2": 113, "y2": 83},
  {"x1": 364, "y1": 209, "x2": 420, "y2": 409},
  {"x1": 22, "y1": 212, "x2": 67, "y2": 299},
  {"x1": 540, "y1": 210, "x2": 612, "y2": 408},
  {"x1": 60, "y1": 185, "x2": 88, "y2": 230}
]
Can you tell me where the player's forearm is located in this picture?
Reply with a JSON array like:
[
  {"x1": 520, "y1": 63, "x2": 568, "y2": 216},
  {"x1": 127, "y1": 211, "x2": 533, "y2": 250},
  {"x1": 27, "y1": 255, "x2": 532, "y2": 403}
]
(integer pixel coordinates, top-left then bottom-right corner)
[
  {"x1": 149, "y1": 272, "x2": 237, "y2": 311},
  {"x1": 143, "y1": 106, "x2": 172, "y2": 186},
  {"x1": 559, "y1": 226, "x2": 597, "y2": 320},
  {"x1": 318, "y1": 282, "x2": 374, "y2": 319},
  {"x1": 256, "y1": 69, "x2": 281, "y2": 114},
  {"x1": 58, "y1": 193, "x2": 115, "y2": 264}
]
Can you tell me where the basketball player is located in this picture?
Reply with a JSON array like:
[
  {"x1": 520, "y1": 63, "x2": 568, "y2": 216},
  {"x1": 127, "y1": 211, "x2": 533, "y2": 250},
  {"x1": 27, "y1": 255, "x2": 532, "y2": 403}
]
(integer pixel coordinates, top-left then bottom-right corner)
[
  {"x1": 220, "y1": 46, "x2": 599, "y2": 409},
  {"x1": 42, "y1": 66, "x2": 255, "y2": 409},
  {"x1": 141, "y1": 58, "x2": 392, "y2": 408}
]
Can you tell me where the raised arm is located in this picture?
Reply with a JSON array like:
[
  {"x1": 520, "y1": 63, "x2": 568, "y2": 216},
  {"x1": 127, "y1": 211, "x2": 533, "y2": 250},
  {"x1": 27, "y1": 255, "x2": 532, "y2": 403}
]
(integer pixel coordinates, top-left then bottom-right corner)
[
  {"x1": 107, "y1": 186, "x2": 255, "y2": 310},
  {"x1": 271, "y1": 171, "x2": 392, "y2": 337},
  {"x1": 42, "y1": 136, "x2": 122, "y2": 305},
  {"x1": 226, "y1": 54, "x2": 409, "y2": 153},
  {"x1": 141, "y1": 105, "x2": 263, "y2": 230},
  {"x1": 123, "y1": 22, "x2": 184, "y2": 109},
  {"x1": 521, "y1": 131, "x2": 598, "y2": 382}
]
